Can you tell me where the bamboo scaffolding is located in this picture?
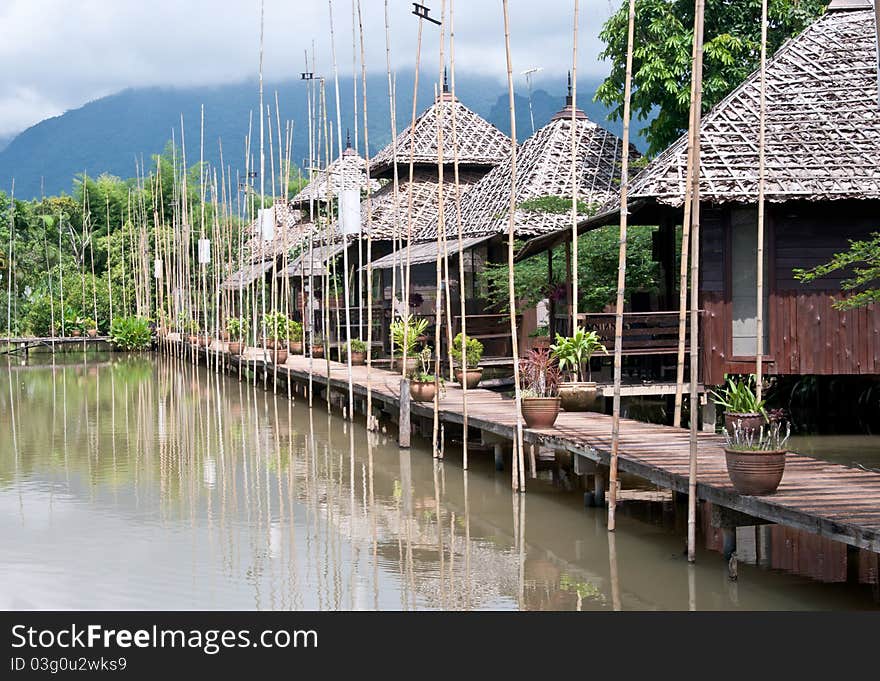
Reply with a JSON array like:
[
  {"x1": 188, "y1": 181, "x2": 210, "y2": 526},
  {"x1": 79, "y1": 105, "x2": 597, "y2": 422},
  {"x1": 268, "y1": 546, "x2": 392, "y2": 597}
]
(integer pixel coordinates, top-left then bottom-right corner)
[
  {"x1": 687, "y1": 0, "x2": 706, "y2": 564},
  {"x1": 607, "y1": 0, "x2": 636, "y2": 531},
  {"x1": 501, "y1": 0, "x2": 526, "y2": 493}
]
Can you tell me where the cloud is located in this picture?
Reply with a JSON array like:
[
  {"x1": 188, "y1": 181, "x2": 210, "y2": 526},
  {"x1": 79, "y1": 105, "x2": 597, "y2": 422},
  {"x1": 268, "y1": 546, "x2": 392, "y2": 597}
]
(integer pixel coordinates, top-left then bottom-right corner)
[{"x1": 0, "y1": 0, "x2": 615, "y2": 138}]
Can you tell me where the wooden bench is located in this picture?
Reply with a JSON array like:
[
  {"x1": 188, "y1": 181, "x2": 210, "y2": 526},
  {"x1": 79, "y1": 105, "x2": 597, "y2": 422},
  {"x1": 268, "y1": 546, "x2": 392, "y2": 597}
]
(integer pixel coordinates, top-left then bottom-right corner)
[{"x1": 577, "y1": 311, "x2": 699, "y2": 357}]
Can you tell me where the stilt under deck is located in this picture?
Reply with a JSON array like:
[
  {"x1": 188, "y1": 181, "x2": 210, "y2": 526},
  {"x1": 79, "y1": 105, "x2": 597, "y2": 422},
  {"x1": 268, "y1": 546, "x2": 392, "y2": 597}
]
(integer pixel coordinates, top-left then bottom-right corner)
[{"x1": 180, "y1": 340, "x2": 880, "y2": 554}]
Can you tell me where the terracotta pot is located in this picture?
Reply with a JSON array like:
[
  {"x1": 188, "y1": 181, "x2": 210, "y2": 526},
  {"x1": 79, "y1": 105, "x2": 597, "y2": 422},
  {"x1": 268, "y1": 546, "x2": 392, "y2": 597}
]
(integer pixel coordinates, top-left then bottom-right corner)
[
  {"x1": 350, "y1": 350, "x2": 366, "y2": 366},
  {"x1": 86, "y1": 328, "x2": 98, "y2": 338},
  {"x1": 71, "y1": 329, "x2": 82, "y2": 338},
  {"x1": 311, "y1": 345, "x2": 325, "y2": 359},
  {"x1": 220, "y1": 331, "x2": 230, "y2": 342},
  {"x1": 188, "y1": 334, "x2": 199, "y2": 345},
  {"x1": 521, "y1": 396, "x2": 561, "y2": 428},
  {"x1": 410, "y1": 380, "x2": 437, "y2": 403},
  {"x1": 724, "y1": 448, "x2": 787, "y2": 495},
  {"x1": 271, "y1": 348, "x2": 288, "y2": 364},
  {"x1": 531, "y1": 336, "x2": 551, "y2": 350},
  {"x1": 393, "y1": 357, "x2": 420, "y2": 375},
  {"x1": 454, "y1": 367, "x2": 483, "y2": 390},
  {"x1": 724, "y1": 412, "x2": 766, "y2": 436},
  {"x1": 558, "y1": 381, "x2": 600, "y2": 412},
  {"x1": 290, "y1": 341, "x2": 303, "y2": 354},
  {"x1": 228, "y1": 342, "x2": 244, "y2": 356}
]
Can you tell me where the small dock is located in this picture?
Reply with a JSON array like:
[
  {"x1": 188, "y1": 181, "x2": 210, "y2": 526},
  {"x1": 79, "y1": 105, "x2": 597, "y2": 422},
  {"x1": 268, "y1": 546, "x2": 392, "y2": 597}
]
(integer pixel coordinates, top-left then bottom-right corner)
[
  {"x1": 1, "y1": 336, "x2": 112, "y2": 355},
  {"x1": 185, "y1": 342, "x2": 880, "y2": 554}
]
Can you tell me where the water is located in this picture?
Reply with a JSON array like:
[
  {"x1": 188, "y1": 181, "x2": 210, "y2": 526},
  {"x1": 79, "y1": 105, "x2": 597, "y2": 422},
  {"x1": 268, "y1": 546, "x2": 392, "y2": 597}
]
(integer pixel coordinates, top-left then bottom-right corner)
[{"x1": 1, "y1": 353, "x2": 877, "y2": 610}]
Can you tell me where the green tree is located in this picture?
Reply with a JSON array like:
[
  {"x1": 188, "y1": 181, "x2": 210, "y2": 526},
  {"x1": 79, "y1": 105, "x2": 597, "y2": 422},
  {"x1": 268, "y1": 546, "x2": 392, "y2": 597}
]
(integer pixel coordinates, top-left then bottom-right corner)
[
  {"x1": 596, "y1": 0, "x2": 828, "y2": 156},
  {"x1": 794, "y1": 233, "x2": 880, "y2": 310}
]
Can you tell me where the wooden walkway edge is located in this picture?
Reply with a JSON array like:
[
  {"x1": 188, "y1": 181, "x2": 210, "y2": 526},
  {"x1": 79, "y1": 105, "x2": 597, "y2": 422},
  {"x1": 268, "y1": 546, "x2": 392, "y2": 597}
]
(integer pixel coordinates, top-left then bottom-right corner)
[{"x1": 188, "y1": 342, "x2": 880, "y2": 553}]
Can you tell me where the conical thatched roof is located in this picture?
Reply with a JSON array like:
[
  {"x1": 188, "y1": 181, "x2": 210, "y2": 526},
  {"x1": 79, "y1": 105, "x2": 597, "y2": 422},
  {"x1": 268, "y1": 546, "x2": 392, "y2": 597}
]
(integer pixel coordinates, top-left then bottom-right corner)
[
  {"x1": 370, "y1": 92, "x2": 510, "y2": 177},
  {"x1": 240, "y1": 201, "x2": 312, "y2": 264},
  {"x1": 419, "y1": 99, "x2": 639, "y2": 242},
  {"x1": 291, "y1": 143, "x2": 381, "y2": 205},
  {"x1": 624, "y1": 3, "x2": 880, "y2": 207}
]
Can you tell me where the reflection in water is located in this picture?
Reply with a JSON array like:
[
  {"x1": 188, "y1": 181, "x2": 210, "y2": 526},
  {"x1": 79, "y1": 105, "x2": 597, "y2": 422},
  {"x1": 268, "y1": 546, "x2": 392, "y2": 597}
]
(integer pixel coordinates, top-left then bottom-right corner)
[{"x1": 0, "y1": 354, "x2": 878, "y2": 610}]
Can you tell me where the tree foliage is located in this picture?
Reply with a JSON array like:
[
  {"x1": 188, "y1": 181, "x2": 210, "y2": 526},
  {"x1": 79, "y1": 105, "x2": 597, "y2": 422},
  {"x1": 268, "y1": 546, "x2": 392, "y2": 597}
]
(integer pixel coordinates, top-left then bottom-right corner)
[
  {"x1": 794, "y1": 232, "x2": 880, "y2": 310},
  {"x1": 596, "y1": 0, "x2": 828, "y2": 156}
]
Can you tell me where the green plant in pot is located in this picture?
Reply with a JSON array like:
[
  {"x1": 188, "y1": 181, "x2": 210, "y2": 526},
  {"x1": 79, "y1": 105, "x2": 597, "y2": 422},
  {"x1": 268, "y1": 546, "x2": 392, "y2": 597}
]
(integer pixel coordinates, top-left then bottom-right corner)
[
  {"x1": 711, "y1": 374, "x2": 767, "y2": 435},
  {"x1": 226, "y1": 317, "x2": 249, "y2": 356},
  {"x1": 81, "y1": 317, "x2": 98, "y2": 338},
  {"x1": 409, "y1": 346, "x2": 445, "y2": 403},
  {"x1": 722, "y1": 419, "x2": 790, "y2": 495},
  {"x1": 451, "y1": 333, "x2": 484, "y2": 389},
  {"x1": 263, "y1": 312, "x2": 290, "y2": 349},
  {"x1": 551, "y1": 327, "x2": 608, "y2": 412},
  {"x1": 64, "y1": 309, "x2": 83, "y2": 337},
  {"x1": 311, "y1": 333, "x2": 325, "y2": 359},
  {"x1": 390, "y1": 314, "x2": 428, "y2": 374},
  {"x1": 288, "y1": 319, "x2": 304, "y2": 354},
  {"x1": 344, "y1": 338, "x2": 368, "y2": 365},
  {"x1": 518, "y1": 348, "x2": 562, "y2": 428}
]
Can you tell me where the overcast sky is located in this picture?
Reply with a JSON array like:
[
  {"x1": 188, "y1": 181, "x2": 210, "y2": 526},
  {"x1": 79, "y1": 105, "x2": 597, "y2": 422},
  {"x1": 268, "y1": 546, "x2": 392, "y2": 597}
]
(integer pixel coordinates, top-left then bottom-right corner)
[{"x1": 0, "y1": 0, "x2": 616, "y2": 139}]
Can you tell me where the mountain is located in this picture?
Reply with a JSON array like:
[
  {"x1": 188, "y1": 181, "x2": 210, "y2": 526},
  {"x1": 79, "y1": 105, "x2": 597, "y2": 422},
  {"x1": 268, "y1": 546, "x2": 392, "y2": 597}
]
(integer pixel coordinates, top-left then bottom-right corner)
[
  {"x1": 0, "y1": 133, "x2": 11, "y2": 153},
  {"x1": 0, "y1": 73, "x2": 649, "y2": 199}
]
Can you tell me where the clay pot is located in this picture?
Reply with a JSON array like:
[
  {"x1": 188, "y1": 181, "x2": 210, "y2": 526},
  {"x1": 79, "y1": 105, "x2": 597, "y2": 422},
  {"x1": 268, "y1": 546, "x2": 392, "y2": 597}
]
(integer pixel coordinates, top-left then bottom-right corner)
[
  {"x1": 532, "y1": 336, "x2": 551, "y2": 351},
  {"x1": 724, "y1": 412, "x2": 766, "y2": 436},
  {"x1": 454, "y1": 367, "x2": 483, "y2": 390},
  {"x1": 393, "y1": 357, "x2": 420, "y2": 375},
  {"x1": 290, "y1": 341, "x2": 303, "y2": 354},
  {"x1": 71, "y1": 329, "x2": 82, "y2": 338},
  {"x1": 198, "y1": 336, "x2": 208, "y2": 347},
  {"x1": 228, "y1": 342, "x2": 244, "y2": 356},
  {"x1": 86, "y1": 328, "x2": 98, "y2": 338},
  {"x1": 558, "y1": 381, "x2": 600, "y2": 412},
  {"x1": 311, "y1": 345, "x2": 325, "y2": 359},
  {"x1": 349, "y1": 351, "x2": 366, "y2": 366},
  {"x1": 188, "y1": 334, "x2": 199, "y2": 345},
  {"x1": 521, "y1": 396, "x2": 561, "y2": 428},
  {"x1": 724, "y1": 448, "x2": 787, "y2": 495},
  {"x1": 220, "y1": 331, "x2": 230, "y2": 342},
  {"x1": 271, "y1": 348, "x2": 288, "y2": 364},
  {"x1": 410, "y1": 380, "x2": 437, "y2": 403}
]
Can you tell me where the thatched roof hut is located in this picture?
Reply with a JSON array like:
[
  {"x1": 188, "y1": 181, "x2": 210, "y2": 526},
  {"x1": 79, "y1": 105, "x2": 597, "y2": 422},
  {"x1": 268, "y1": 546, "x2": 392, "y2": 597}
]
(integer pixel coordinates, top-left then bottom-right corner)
[
  {"x1": 290, "y1": 141, "x2": 381, "y2": 206},
  {"x1": 419, "y1": 88, "x2": 638, "y2": 242}
]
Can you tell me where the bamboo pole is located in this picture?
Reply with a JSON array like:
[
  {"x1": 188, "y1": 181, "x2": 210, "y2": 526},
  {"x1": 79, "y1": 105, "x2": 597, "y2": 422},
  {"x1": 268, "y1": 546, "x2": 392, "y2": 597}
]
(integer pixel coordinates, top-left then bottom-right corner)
[
  {"x1": 328, "y1": 0, "x2": 355, "y2": 421},
  {"x1": 433, "y1": 3, "x2": 448, "y2": 460},
  {"x1": 258, "y1": 0, "x2": 267, "y2": 390},
  {"x1": 607, "y1": 0, "x2": 636, "y2": 531},
  {"x1": 570, "y1": 0, "x2": 579, "y2": 330},
  {"x1": 501, "y1": 0, "x2": 526, "y2": 493},
  {"x1": 448, "y1": 0, "x2": 470, "y2": 469},
  {"x1": 5, "y1": 180, "x2": 13, "y2": 339},
  {"x1": 384, "y1": 0, "x2": 402, "y2": 364},
  {"x1": 673, "y1": 19, "x2": 700, "y2": 429},
  {"x1": 687, "y1": 0, "x2": 706, "y2": 564},
  {"x1": 756, "y1": 0, "x2": 768, "y2": 403}
]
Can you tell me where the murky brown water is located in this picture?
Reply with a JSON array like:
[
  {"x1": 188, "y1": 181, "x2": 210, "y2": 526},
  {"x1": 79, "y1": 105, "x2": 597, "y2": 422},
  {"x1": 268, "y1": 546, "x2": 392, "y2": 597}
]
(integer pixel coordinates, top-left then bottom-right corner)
[{"x1": 1, "y1": 353, "x2": 877, "y2": 610}]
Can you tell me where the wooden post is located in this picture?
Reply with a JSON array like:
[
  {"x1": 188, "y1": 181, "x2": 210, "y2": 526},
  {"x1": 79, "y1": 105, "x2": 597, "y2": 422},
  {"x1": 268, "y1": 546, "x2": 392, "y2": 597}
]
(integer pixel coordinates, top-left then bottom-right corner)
[
  {"x1": 607, "y1": 0, "x2": 636, "y2": 532},
  {"x1": 399, "y1": 377, "x2": 411, "y2": 448},
  {"x1": 687, "y1": 0, "x2": 707, "y2": 564}
]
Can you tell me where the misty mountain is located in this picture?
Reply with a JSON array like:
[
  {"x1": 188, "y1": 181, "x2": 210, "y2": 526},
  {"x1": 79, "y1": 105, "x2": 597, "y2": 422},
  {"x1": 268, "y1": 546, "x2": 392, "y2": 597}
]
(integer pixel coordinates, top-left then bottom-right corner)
[{"x1": 0, "y1": 73, "x2": 648, "y2": 199}]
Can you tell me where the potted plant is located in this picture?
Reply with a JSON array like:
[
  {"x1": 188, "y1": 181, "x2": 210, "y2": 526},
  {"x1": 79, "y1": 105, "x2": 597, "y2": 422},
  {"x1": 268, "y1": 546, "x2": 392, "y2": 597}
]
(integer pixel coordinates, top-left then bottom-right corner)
[
  {"x1": 451, "y1": 333, "x2": 484, "y2": 389},
  {"x1": 711, "y1": 375, "x2": 767, "y2": 435},
  {"x1": 345, "y1": 338, "x2": 367, "y2": 365},
  {"x1": 518, "y1": 348, "x2": 562, "y2": 428},
  {"x1": 390, "y1": 314, "x2": 428, "y2": 374},
  {"x1": 226, "y1": 317, "x2": 248, "y2": 356},
  {"x1": 82, "y1": 317, "x2": 98, "y2": 338},
  {"x1": 288, "y1": 319, "x2": 304, "y2": 354},
  {"x1": 551, "y1": 327, "x2": 608, "y2": 412},
  {"x1": 270, "y1": 344, "x2": 288, "y2": 365},
  {"x1": 184, "y1": 318, "x2": 199, "y2": 345},
  {"x1": 263, "y1": 312, "x2": 288, "y2": 349},
  {"x1": 410, "y1": 347, "x2": 444, "y2": 402},
  {"x1": 311, "y1": 333, "x2": 325, "y2": 359},
  {"x1": 65, "y1": 310, "x2": 82, "y2": 337},
  {"x1": 723, "y1": 419, "x2": 790, "y2": 495},
  {"x1": 529, "y1": 325, "x2": 551, "y2": 350}
]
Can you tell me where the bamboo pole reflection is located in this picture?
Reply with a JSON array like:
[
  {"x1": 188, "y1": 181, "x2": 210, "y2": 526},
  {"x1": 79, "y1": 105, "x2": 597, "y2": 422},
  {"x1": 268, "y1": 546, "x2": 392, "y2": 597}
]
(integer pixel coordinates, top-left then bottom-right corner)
[{"x1": 608, "y1": 530, "x2": 622, "y2": 611}]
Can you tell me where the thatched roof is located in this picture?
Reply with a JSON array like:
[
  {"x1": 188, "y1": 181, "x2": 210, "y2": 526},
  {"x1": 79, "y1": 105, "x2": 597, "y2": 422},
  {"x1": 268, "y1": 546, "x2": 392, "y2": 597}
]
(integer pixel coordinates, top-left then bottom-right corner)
[
  {"x1": 419, "y1": 99, "x2": 638, "y2": 241},
  {"x1": 363, "y1": 166, "x2": 486, "y2": 241},
  {"x1": 623, "y1": 4, "x2": 880, "y2": 208},
  {"x1": 366, "y1": 235, "x2": 493, "y2": 271},
  {"x1": 291, "y1": 143, "x2": 381, "y2": 205},
  {"x1": 370, "y1": 92, "x2": 510, "y2": 177},
  {"x1": 241, "y1": 201, "x2": 313, "y2": 264},
  {"x1": 278, "y1": 242, "x2": 349, "y2": 277}
]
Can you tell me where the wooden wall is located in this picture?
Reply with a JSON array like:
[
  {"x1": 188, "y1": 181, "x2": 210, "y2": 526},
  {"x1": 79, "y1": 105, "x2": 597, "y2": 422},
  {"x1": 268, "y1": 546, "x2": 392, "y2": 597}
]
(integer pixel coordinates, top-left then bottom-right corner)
[{"x1": 699, "y1": 201, "x2": 880, "y2": 386}]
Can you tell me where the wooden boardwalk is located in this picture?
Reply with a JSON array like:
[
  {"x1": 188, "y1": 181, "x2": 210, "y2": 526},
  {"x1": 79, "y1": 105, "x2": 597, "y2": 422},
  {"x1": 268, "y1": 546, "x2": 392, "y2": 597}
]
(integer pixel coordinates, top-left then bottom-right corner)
[
  {"x1": 194, "y1": 343, "x2": 880, "y2": 553},
  {"x1": 1, "y1": 336, "x2": 111, "y2": 354}
]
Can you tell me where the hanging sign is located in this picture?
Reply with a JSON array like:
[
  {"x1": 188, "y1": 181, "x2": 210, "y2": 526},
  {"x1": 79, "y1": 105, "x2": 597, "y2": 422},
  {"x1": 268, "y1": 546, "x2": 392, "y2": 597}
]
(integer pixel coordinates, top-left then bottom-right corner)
[
  {"x1": 154, "y1": 258, "x2": 163, "y2": 279},
  {"x1": 198, "y1": 239, "x2": 211, "y2": 264},
  {"x1": 340, "y1": 189, "x2": 361, "y2": 235},
  {"x1": 259, "y1": 207, "x2": 276, "y2": 242}
]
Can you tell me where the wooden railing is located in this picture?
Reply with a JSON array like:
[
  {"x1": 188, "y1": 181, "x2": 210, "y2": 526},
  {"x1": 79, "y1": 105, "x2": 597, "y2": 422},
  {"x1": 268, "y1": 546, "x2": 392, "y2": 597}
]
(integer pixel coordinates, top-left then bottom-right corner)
[
  {"x1": 453, "y1": 314, "x2": 522, "y2": 357},
  {"x1": 575, "y1": 311, "x2": 702, "y2": 357}
]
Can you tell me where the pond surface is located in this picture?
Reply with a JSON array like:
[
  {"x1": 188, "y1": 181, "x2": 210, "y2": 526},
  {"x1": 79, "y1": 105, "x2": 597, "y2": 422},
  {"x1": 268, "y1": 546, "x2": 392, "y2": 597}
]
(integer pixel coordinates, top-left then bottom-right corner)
[{"x1": 1, "y1": 353, "x2": 877, "y2": 610}]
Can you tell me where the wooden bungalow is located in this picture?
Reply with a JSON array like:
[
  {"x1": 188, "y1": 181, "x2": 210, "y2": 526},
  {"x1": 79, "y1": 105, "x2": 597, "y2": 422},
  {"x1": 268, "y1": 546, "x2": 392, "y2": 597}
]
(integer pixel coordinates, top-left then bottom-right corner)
[
  {"x1": 387, "y1": 86, "x2": 636, "y2": 356},
  {"x1": 519, "y1": 0, "x2": 880, "y2": 392}
]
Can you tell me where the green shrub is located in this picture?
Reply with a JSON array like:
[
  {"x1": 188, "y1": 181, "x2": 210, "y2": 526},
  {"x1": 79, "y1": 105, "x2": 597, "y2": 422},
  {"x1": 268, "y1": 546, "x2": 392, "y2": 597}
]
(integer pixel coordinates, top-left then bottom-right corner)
[
  {"x1": 288, "y1": 319, "x2": 303, "y2": 342},
  {"x1": 451, "y1": 333, "x2": 484, "y2": 369},
  {"x1": 109, "y1": 316, "x2": 152, "y2": 351},
  {"x1": 226, "y1": 317, "x2": 249, "y2": 341},
  {"x1": 345, "y1": 338, "x2": 367, "y2": 354}
]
